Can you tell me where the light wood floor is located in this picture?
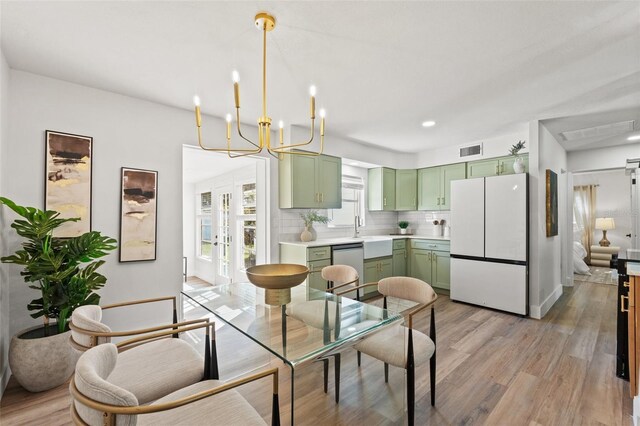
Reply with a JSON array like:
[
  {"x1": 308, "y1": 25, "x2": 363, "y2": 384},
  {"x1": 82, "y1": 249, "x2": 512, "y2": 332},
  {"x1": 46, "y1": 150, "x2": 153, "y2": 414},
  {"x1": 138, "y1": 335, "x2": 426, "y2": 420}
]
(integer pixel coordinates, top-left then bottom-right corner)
[{"x1": 0, "y1": 278, "x2": 632, "y2": 425}]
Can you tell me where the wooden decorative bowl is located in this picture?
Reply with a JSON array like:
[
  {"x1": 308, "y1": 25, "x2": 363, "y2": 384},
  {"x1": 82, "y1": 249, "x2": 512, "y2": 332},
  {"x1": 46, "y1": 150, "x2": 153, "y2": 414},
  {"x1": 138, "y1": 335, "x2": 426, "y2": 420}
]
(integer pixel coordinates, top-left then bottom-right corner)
[{"x1": 246, "y1": 264, "x2": 309, "y2": 305}]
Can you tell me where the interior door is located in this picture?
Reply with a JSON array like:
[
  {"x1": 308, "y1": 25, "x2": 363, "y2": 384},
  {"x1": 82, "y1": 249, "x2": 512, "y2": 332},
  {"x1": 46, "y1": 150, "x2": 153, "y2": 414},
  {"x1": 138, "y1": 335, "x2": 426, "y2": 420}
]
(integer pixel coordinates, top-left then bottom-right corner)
[{"x1": 214, "y1": 185, "x2": 233, "y2": 285}]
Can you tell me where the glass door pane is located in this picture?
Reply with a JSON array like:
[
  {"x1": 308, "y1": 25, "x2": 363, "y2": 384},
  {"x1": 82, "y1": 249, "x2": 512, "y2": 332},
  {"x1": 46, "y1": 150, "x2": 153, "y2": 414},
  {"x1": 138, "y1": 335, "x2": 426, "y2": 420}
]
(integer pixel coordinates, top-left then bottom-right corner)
[{"x1": 215, "y1": 187, "x2": 232, "y2": 284}]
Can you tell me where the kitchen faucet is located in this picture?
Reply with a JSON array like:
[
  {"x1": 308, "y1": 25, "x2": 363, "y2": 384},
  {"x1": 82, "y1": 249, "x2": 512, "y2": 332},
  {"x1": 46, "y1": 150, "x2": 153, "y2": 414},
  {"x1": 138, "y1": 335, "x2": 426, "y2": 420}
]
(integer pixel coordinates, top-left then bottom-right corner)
[{"x1": 353, "y1": 215, "x2": 361, "y2": 238}]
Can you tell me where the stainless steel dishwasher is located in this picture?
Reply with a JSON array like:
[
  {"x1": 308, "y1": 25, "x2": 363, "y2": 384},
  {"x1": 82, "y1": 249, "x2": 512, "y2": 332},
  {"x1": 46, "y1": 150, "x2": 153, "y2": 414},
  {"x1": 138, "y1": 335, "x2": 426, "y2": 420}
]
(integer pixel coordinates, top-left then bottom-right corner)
[{"x1": 331, "y1": 243, "x2": 364, "y2": 299}]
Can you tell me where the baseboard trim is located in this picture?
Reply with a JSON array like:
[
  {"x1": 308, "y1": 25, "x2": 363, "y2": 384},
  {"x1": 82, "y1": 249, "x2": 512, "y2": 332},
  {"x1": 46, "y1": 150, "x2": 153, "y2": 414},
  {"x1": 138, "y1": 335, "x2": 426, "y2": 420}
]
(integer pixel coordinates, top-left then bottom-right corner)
[
  {"x1": 0, "y1": 365, "x2": 11, "y2": 398},
  {"x1": 529, "y1": 284, "x2": 563, "y2": 320}
]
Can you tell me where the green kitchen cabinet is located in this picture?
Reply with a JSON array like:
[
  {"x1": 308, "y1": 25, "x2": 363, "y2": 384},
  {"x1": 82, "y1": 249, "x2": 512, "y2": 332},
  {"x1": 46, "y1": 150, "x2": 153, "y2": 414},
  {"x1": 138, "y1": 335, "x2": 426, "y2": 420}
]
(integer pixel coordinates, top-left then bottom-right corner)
[
  {"x1": 279, "y1": 152, "x2": 342, "y2": 209},
  {"x1": 409, "y1": 239, "x2": 450, "y2": 290},
  {"x1": 368, "y1": 168, "x2": 396, "y2": 211},
  {"x1": 307, "y1": 259, "x2": 331, "y2": 292},
  {"x1": 363, "y1": 256, "x2": 393, "y2": 298},
  {"x1": 418, "y1": 163, "x2": 466, "y2": 210},
  {"x1": 410, "y1": 249, "x2": 432, "y2": 283},
  {"x1": 395, "y1": 169, "x2": 417, "y2": 210},
  {"x1": 466, "y1": 154, "x2": 529, "y2": 179},
  {"x1": 392, "y1": 248, "x2": 408, "y2": 276}
]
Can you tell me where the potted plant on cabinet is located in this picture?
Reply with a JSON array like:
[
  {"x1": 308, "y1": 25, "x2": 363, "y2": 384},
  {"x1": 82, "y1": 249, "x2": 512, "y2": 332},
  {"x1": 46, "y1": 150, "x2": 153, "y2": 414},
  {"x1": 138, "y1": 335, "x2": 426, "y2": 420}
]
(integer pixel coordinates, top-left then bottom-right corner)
[
  {"x1": 509, "y1": 140, "x2": 526, "y2": 173},
  {"x1": 398, "y1": 221, "x2": 410, "y2": 235},
  {"x1": 299, "y1": 210, "x2": 330, "y2": 242},
  {"x1": 0, "y1": 197, "x2": 117, "y2": 392}
]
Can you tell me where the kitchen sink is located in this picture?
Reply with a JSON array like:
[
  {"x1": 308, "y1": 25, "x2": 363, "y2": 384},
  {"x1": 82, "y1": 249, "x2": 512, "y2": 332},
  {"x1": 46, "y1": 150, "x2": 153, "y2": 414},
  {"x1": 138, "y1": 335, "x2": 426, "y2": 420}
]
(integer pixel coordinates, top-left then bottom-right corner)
[{"x1": 361, "y1": 236, "x2": 392, "y2": 259}]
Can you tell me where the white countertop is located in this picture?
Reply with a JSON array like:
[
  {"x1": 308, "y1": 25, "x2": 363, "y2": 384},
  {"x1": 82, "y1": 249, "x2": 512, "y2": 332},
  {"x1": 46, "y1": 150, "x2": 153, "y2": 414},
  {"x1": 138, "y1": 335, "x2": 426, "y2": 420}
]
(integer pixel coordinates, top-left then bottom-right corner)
[
  {"x1": 627, "y1": 262, "x2": 640, "y2": 277},
  {"x1": 280, "y1": 234, "x2": 450, "y2": 248}
]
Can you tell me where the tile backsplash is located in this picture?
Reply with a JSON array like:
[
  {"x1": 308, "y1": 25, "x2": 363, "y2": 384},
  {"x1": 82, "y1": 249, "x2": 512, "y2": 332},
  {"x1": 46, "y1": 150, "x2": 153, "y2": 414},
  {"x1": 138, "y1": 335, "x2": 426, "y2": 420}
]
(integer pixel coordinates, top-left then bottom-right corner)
[
  {"x1": 398, "y1": 211, "x2": 451, "y2": 237},
  {"x1": 279, "y1": 209, "x2": 398, "y2": 242},
  {"x1": 279, "y1": 209, "x2": 452, "y2": 242}
]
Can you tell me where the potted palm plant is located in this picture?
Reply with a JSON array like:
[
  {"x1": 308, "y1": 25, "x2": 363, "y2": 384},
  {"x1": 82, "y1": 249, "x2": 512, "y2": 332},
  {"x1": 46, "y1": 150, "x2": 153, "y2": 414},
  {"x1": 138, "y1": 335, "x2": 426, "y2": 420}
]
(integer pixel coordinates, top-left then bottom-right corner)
[{"x1": 0, "y1": 197, "x2": 117, "y2": 392}]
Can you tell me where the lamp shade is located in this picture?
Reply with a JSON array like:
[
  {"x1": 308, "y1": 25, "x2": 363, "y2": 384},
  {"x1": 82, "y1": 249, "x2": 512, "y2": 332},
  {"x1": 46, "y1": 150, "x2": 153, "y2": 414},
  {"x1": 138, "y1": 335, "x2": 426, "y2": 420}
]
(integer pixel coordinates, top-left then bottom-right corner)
[{"x1": 595, "y1": 217, "x2": 615, "y2": 231}]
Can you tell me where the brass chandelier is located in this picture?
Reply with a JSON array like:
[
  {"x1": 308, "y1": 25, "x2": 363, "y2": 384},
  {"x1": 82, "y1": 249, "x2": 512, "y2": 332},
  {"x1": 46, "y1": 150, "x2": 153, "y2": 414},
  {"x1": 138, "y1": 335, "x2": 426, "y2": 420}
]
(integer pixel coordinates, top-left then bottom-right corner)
[{"x1": 194, "y1": 12, "x2": 325, "y2": 159}]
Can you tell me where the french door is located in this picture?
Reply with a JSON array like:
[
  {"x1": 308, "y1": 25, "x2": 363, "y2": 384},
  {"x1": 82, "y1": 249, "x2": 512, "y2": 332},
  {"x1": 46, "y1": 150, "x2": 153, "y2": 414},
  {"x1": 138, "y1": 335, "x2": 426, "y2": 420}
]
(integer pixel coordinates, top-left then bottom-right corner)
[{"x1": 214, "y1": 185, "x2": 233, "y2": 285}]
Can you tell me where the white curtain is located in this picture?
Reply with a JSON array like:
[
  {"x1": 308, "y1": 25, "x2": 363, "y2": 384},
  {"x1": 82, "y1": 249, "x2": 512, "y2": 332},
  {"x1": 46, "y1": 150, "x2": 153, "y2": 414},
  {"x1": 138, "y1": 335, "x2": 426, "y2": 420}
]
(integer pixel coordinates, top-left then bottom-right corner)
[{"x1": 573, "y1": 185, "x2": 597, "y2": 263}]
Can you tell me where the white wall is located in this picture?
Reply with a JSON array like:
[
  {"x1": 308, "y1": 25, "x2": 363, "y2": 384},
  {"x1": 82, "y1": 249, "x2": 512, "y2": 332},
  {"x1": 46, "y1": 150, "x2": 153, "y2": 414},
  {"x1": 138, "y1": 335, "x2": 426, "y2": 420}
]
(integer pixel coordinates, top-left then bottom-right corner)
[
  {"x1": 0, "y1": 48, "x2": 11, "y2": 395},
  {"x1": 182, "y1": 182, "x2": 195, "y2": 279},
  {"x1": 528, "y1": 122, "x2": 567, "y2": 319},
  {"x1": 3, "y1": 70, "x2": 231, "y2": 337},
  {"x1": 573, "y1": 169, "x2": 632, "y2": 252},
  {"x1": 568, "y1": 144, "x2": 640, "y2": 172}
]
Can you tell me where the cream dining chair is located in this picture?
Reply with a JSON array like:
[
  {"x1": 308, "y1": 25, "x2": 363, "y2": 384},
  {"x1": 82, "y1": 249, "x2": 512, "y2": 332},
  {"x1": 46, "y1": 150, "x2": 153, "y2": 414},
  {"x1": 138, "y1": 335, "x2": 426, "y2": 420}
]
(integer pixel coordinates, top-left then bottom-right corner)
[
  {"x1": 69, "y1": 296, "x2": 218, "y2": 405},
  {"x1": 336, "y1": 276, "x2": 437, "y2": 426},
  {"x1": 285, "y1": 264, "x2": 359, "y2": 402},
  {"x1": 69, "y1": 322, "x2": 280, "y2": 426}
]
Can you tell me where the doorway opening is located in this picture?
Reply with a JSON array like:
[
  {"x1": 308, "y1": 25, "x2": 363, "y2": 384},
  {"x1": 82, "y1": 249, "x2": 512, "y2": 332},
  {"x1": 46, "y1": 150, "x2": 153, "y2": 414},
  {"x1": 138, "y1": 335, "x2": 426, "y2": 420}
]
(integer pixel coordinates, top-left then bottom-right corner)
[{"x1": 182, "y1": 145, "x2": 269, "y2": 288}]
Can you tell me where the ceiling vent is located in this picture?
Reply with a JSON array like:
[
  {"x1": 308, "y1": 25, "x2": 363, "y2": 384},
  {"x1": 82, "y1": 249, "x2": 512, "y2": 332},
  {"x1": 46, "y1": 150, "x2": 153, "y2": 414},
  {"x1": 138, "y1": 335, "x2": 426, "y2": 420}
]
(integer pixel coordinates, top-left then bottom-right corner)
[
  {"x1": 459, "y1": 143, "x2": 482, "y2": 158},
  {"x1": 560, "y1": 120, "x2": 636, "y2": 142}
]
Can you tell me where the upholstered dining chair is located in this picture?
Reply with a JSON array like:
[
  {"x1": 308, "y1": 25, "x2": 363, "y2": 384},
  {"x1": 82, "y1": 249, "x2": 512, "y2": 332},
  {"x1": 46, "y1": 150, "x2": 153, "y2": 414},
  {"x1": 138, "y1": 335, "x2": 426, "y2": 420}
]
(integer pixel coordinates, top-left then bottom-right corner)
[
  {"x1": 69, "y1": 296, "x2": 218, "y2": 405},
  {"x1": 336, "y1": 276, "x2": 437, "y2": 426},
  {"x1": 285, "y1": 264, "x2": 359, "y2": 402},
  {"x1": 69, "y1": 322, "x2": 280, "y2": 426}
]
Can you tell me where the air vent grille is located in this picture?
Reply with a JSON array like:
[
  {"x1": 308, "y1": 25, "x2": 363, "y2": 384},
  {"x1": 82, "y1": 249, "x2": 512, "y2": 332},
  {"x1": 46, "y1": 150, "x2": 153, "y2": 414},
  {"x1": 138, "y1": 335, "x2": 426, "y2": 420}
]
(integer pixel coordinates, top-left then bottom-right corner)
[
  {"x1": 459, "y1": 144, "x2": 482, "y2": 158},
  {"x1": 560, "y1": 120, "x2": 635, "y2": 142}
]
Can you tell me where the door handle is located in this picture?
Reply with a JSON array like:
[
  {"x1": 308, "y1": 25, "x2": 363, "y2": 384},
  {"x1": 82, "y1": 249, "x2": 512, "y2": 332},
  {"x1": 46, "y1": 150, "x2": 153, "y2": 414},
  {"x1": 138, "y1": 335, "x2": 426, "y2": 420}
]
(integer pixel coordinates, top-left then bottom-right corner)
[
  {"x1": 621, "y1": 295, "x2": 630, "y2": 313},
  {"x1": 437, "y1": 197, "x2": 440, "y2": 206},
  {"x1": 500, "y1": 164, "x2": 504, "y2": 173},
  {"x1": 495, "y1": 165, "x2": 499, "y2": 174},
  {"x1": 627, "y1": 234, "x2": 632, "y2": 238},
  {"x1": 428, "y1": 252, "x2": 431, "y2": 261},
  {"x1": 383, "y1": 197, "x2": 386, "y2": 206},
  {"x1": 441, "y1": 196, "x2": 445, "y2": 205},
  {"x1": 320, "y1": 193, "x2": 324, "y2": 203}
]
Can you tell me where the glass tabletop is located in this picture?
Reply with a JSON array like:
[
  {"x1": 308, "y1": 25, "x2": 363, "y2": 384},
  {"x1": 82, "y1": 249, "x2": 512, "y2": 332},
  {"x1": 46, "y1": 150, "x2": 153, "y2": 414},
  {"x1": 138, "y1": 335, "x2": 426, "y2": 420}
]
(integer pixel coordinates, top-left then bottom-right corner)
[{"x1": 182, "y1": 282, "x2": 403, "y2": 368}]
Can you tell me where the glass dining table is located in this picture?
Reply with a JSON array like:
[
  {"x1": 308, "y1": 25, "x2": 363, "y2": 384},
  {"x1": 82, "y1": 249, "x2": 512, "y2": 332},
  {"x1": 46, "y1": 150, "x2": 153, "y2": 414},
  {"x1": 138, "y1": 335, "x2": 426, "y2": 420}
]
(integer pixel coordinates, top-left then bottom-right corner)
[{"x1": 182, "y1": 282, "x2": 402, "y2": 425}]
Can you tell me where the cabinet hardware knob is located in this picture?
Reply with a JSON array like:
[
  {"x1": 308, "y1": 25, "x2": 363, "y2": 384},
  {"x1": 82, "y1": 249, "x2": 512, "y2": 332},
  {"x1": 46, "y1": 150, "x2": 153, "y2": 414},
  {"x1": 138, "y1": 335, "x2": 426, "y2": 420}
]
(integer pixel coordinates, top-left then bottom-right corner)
[
  {"x1": 441, "y1": 196, "x2": 445, "y2": 204},
  {"x1": 621, "y1": 295, "x2": 630, "y2": 313},
  {"x1": 383, "y1": 197, "x2": 386, "y2": 206},
  {"x1": 321, "y1": 193, "x2": 324, "y2": 203}
]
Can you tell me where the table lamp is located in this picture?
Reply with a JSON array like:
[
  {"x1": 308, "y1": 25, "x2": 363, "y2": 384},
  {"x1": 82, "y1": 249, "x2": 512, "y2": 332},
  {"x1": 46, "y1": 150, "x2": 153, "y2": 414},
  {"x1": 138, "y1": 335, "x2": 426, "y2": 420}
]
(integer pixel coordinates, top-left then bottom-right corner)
[{"x1": 595, "y1": 217, "x2": 615, "y2": 247}]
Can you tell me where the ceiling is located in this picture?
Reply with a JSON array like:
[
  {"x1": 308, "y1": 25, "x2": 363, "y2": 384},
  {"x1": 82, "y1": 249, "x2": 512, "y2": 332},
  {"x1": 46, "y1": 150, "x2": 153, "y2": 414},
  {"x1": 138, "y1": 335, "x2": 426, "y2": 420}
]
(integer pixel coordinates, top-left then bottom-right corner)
[
  {"x1": 2, "y1": 1, "x2": 639, "y2": 153},
  {"x1": 542, "y1": 107, "x2": 640, "y2": 152}
]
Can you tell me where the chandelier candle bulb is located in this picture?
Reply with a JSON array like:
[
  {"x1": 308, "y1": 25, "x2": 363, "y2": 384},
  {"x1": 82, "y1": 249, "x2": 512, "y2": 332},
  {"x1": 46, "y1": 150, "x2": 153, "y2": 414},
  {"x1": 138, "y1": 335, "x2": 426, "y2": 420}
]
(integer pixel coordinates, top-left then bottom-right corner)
[
  {"x1": 234, "y1": 81, "x2": 240, "y2": 108},
  {"x1": 320, "y1": 109, "x2": 326, "y2": 136},
  {"x1": 226, "y1": 114, "x2": 232, "y2": 140}
]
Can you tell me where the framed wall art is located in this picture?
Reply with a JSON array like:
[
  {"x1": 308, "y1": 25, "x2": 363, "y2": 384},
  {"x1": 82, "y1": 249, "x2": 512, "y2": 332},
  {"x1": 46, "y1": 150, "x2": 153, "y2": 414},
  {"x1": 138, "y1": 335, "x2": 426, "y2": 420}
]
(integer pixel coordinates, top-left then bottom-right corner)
[
  {"x1": 45, "y1": 130, "x2": 93, "y2": 238},
  {"x1": 546, "y1": 169, "x2": 558, "y2": 237},
  {"x1": 119, "y1": 167, "x2": 158, "y2": 262}
]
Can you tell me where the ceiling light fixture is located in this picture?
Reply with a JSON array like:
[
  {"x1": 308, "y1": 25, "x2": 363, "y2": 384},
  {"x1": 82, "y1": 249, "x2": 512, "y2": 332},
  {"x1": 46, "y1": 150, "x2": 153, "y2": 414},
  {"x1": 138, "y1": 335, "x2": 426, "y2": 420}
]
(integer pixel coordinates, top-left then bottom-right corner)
[
  {"x1": 628, "y1": 135, "x2": 640, "y2": 141},
  {"x1": 422, "y1": 121, "x2": 436, "y2": 128},
  {"x1": 194, "y1": 12, "x2": 325, "y2": 159}
]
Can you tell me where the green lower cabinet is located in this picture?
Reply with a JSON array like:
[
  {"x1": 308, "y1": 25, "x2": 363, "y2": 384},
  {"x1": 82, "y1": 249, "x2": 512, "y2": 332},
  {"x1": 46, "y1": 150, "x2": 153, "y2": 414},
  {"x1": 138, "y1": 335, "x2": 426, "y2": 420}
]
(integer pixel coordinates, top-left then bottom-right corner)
[
  {"x1": 363, "y1": 257, "x2": 392, "y2": 298},
  {"x1": 307, "y1": 259, "x2": 331, "y2": 293},
  {"x1": 410, "y1": 249, "x2": 432, "y2": 283},
  {"x1": 432, "y1": 251, "x2": 450, "y2": 290},
  {"x1": 410, "y1": 249, "x2": 450, "y2": 290},
  {"x1": 393, "y1": 248, "x2": 407, "y2": 276}
]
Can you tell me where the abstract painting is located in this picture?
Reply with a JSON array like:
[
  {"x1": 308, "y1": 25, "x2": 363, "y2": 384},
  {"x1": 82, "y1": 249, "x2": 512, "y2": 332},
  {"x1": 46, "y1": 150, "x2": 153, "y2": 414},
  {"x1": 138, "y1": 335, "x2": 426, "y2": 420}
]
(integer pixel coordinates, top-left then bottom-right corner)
[
  {"x1": 119, "y1": 167, "x2": 158, "y2": 262},
  {"x1": 546, "y1": 169, "x2": 558, "y2": 237},
  {"x1": 45, "y1": 130, "x2": 93, "y2": 238}
]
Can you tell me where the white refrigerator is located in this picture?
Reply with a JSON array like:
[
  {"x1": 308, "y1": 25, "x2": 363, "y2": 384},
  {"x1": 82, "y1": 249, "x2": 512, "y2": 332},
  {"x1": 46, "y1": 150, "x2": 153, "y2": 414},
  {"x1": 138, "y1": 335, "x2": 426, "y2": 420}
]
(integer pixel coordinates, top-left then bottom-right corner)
[{"x1": 450, "y1": 173, "x2": 528, "y2": 315}]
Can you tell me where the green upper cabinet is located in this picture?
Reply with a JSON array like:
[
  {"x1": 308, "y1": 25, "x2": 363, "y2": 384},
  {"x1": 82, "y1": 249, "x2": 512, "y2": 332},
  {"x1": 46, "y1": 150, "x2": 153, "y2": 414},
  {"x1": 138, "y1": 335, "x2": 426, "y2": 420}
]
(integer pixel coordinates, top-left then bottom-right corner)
[
  {"x1": 467, "y1": 154, "x2": 529, "y2": 179},
  {"x1": 395, "y1": 169, "x2": 417, "y2": 211},
  {"x1": 417, "y1": 167, "x2": 440, "y2": 210},
  {"x1": 440, "y1": 164, "x2": 466, "y2": 210},
  {"x1": 418, "y1": 163, "x2": 465, "y2": 211},
  {"x1": 279, "y1": 152, "x2": 342, "y2": 209},
  {"x1": 368, "y1": 167, "x2": 396, "y2": 211}
]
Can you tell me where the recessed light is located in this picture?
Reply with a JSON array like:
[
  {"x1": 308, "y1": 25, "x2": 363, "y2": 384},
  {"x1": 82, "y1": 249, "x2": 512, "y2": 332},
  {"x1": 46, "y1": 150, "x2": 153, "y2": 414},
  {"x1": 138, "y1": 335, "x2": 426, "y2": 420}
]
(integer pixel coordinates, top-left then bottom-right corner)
[
  {"x1": 628, "y1": 135, "x2": 640, "y2": 141},
  {"x1": 422, "y1": 121, "x2": 436, "y2": 128}
]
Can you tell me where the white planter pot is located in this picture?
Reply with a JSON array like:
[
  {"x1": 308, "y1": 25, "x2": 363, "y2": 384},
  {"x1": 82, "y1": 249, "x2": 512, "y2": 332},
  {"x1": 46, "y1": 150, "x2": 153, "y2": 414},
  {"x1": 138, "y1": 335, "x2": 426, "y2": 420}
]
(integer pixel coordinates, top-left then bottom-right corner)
[
  {"x1": 400, "y1": 228, "x2": 407, "y2": 234},
  {"x1": 9, "y1": 325, "x2": 80, "y2": 392},
  {"x1": 513, "y1": 157, "x2": 525, "y2": 173}
]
